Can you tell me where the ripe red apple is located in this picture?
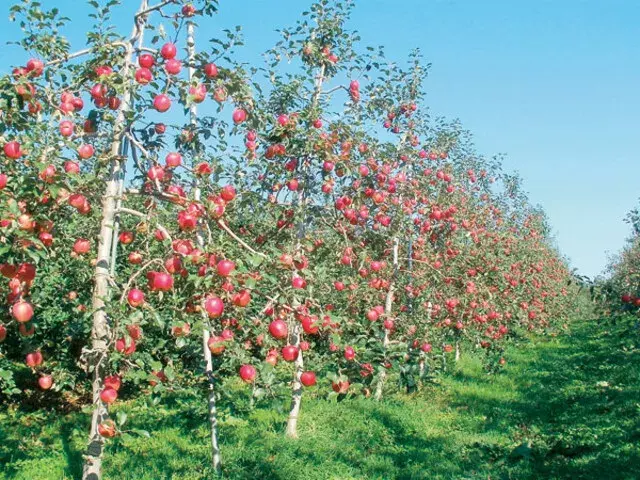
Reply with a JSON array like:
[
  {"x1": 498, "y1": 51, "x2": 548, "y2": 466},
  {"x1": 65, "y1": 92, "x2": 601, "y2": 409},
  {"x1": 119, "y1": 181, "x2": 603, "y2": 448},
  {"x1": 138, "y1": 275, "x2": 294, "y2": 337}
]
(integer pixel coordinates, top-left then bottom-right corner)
[
  {"x1": 64, "y1": 161, "x2": 80, "y2": 174},
  {"x1": 232, "y1": 290, "x2": 251, "y2": 308},
  {"x1": 147, "y1": 271, "x2": 173, "y2": 291},
  {"x1": 232, "y1": 108, "x2": 247, "y2": 124},
  {"x1": 77, "y1": 144, "x2": 94, "y2": 160},
  {"x1": 165, "y1": 152, "x2": 182, "y2": 168},
  {"x1": 38, "y1": 375, "x2": 53, "y2": 390},
  {"x1": 165, "y1": 59, "x2": 182, "y2": 75},
  {"x1": 268, "y1": 319, "x2": 288, "y2": 340},
  {"x1": 160, "y1": 42, "x2": 177, "y2": 60},
  {"x1": 119, "y1": 231, "x2": 134, "y2": 244},
  {"x1": 25, "y1": 351, "x2": 43, "y2": 367},
  {"x1": 0, "y1": 325, "x2": 6, "y2": 343},
  {"x1": 216, "y1": 259, "x2": 235, "y2": 277},
  {"x1": 26, "y1": 58, "x2": 44, "y2": 76},
  {"x1": 220, "y1": 185, "x2": 236, "y2": 202},
  {"x1": 292, "y1": 276, "x2": 306, "y2": 289},
  {"x1": 115, "y1": 337, "x2": 136, "y2": 355},
  {"x1": 203, "y1": 63, "x2": 218, "y2": 78},
  {"x1": 153, "y1": 94, "x2": 171, "y2": 112},
  {"x1": 73, "y1": 238, "x2": 91, "y2": 255},
  {"x1": 127, "y1": 324, "x2": 142, "y2": 341},
  {"x1": 104, "y1": 375, "x2": 121, "y2": 391},
  {"x1": 135, "y1": 67, "x2": 153, "y2": 84},
  {"x1": 300, "y1": 371, "x2": 316, "y2": 387},
  {"x1": 4, "y1": 141, "x2": 22, "y2": 159},
  {"x1": 100, "y1": 387, "x2": 118, "y2": 404},
  {"x1": 301, "y1": 316, "x2": 319, "y2": 335},
  {"x1": 127, "y1": 289, "x2": 145, "y2": 308},
  {"x1": 366, "y1": 309, "x2": 379, "y2": 322},
  {"x1": 282, "y1": 345, "x2": 299, "y2": 362},
  {"x1": 204, "y1": 296, "x2": 224, "y2": 318},
  {"x1": 138, "y1": 54, "x2": 155, "y2": 68},
  {"x1": 344, "y1": 346, "x2": 355, "y2": 361},
  {"x1": 148, "y1": 165, "x2": 165, "y2": 181},
  {"x1": 12, "y1": 301, "x2": 34, "y2": 323},
  {"x1": 59, "y1": 120, "x2": 74, "y2": 137},
  {"x1": 17, "y1": 214, "x2": 35, "y2": 231},
  {"x1": 239, "y1": 364, "x2": 256, "y2": 383}
]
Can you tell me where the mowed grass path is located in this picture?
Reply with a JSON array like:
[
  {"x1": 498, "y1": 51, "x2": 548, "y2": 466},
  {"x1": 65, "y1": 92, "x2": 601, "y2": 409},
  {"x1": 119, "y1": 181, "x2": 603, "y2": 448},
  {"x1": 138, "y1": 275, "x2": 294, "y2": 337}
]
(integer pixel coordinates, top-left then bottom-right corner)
[{"x1": 2, "y1": 317, "x2": 640, "y2": 479}]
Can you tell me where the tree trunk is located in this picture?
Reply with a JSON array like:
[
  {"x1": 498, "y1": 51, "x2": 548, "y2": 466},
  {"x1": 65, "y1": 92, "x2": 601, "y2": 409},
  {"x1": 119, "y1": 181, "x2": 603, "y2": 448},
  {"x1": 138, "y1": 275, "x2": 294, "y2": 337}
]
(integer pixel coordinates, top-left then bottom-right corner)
[
  {"x1": 285, "y1": 323, "x2": 304, "y2": 438},
  {"x1": 375, "y1": 237, "x2": 399, "y2": 401},
  {"x1": 455, "y1": 340, "x2": 460, "y2": 362},
  {"x1": 285, "y1": 64, "x2": 325, "y2": 437},
  {"x1": 82, "y1": 3, "x2": 147, "y2": 479},
  {"x1": 202, "y1": 329, "x2": 222, "y2": 473},
  {"x1": 187, "y1": 19, "x2": 222, "y2": 475}
]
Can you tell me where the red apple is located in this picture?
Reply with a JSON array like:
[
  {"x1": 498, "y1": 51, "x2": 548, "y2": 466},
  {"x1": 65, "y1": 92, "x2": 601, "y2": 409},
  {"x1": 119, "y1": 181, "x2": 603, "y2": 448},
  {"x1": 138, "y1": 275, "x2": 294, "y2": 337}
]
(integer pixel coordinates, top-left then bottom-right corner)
[
  {"x1": 203, "y1": 63, "x2": 218, "y2": 78},
  {"x1": 160, "y1": 43, "x2": 177, "y2": 60},
  {"x1": 165, "y1": 58, "x2": 182, "y2": 75},
  {"x1": 38, "y1": 375, "x2": 53, "y2": 390},
  {"x1": 26, "y1": 351, "x2": 43, "y2": 368},
  {"x1": 153, "y1": 94, "x2": 171, "y2": 112},
  {"x1": 100, "y1": 387, "x2": 118, "y2": 404},
  {"x1": 165, "y1": 152, "x2": 182, "y2": 168},
  {"x1": 344, "y1": 346, "x2": 355, "y2": 361},
  {"x1": 204, "y1": 296, "x2": 224, "y2": 318},
  {"x1": 78, "y1": 144, "x2": 95, "y2": 159},
  {"x1": 73, "y1": 238, "x2": 91, "y2": 255},
  {"x1": 12, "y1": 301, "x2": 34, "y2": 323},
  {"x1": 282, "y1": 345, "x2": 299, "y2": 362},
  {"x1": 268, "y1": 319, "x2": 288, "y2": 340},
  {"x1": 147, "y1": 271, "x2": 173, "y2": 291},
  {"x1": 4, "y1": 141, "x2": 22, "y2": 159},
  {"x1": 232, "y1": 108, "x2": 247, "y2": 124},
  {"x1": 300, "y1": 371, "x2": 316, "y2": 387},
  {"x1": 104, "y1": 375, "x2": 121, "y2": 391},
  {"x1": 138, "y1": 54, "x2": 155, "y2": 68},
  {"x1": 127, "y1": 289, "x2": 145, "y2": 307},
  {"x1": 239, "y1": 364, "x2": 256, "y2": 383}
]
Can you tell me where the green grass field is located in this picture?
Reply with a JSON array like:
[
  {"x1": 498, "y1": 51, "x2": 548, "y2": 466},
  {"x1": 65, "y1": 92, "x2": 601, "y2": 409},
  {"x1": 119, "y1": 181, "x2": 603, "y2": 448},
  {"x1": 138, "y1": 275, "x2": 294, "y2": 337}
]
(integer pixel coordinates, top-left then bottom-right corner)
[{"x1": 2, "y1": 317, "x2": 639, "y2": 479}]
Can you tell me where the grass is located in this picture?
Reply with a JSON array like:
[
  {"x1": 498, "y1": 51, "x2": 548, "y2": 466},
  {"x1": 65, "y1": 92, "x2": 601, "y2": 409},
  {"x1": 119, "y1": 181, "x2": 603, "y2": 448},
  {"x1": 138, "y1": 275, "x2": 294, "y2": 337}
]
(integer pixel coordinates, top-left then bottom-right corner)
[{"x1": 2, "y1": 317, "x2": 640, "y2": 479}]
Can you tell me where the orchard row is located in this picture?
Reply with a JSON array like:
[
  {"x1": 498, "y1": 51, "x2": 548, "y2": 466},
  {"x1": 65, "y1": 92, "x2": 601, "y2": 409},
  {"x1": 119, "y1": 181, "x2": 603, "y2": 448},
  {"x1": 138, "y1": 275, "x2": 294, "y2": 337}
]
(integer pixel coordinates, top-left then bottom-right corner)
[{"x1": 0, "y1": 0, "x2": 575, "y2": 478}]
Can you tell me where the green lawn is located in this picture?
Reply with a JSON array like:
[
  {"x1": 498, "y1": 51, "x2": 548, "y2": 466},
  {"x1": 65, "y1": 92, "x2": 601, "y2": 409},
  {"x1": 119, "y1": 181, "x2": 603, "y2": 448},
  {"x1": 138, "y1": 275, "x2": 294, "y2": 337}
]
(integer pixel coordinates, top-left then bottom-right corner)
[{"x1": 2, "y1": 317, "x2": 640, "y2": 479}]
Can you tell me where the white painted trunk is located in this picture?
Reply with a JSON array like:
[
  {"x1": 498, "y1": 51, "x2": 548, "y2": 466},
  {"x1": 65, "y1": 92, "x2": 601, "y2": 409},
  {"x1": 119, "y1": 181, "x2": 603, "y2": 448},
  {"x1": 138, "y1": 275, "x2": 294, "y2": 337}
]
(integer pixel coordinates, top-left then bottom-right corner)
[
  {"x1": 375, "y1": 238, "x2": 399, "y2": 401},
  {"x1": 187, "y1": 20, "x2": 222, "y2": 475},
  {"x1": 202, "y1": 329, "x2": 222, "y2": 473},
  {"x1": 285, "y1": 323, "x2": 304, "y2": 438},
  {"x1": 82, "y1": 4, "x2": 148, "y2": 479},
  {"x1": 285, "y1": 64, "x2": 326, "y2": 437}
]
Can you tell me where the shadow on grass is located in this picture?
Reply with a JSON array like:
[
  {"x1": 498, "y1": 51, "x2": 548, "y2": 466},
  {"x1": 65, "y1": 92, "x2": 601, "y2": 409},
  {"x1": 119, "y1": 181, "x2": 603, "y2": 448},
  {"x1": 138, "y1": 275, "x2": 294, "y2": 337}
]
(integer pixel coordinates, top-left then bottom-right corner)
[{"x1": 446, "y1": 319, "x2": 640, "y2": 479}]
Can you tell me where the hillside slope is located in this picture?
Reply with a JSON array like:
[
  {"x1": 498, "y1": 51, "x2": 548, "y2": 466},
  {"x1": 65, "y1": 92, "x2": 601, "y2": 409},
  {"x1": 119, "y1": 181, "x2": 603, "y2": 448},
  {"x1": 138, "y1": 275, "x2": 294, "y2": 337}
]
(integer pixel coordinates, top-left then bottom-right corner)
[{"x1": 2, "y1": 317, "x2": 639, "y2": 480}]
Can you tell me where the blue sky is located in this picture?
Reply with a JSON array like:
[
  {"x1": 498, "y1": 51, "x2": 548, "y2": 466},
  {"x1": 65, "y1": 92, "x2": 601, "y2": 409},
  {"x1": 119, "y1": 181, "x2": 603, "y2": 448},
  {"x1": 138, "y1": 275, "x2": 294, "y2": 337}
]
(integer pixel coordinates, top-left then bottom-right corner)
[{"x1": 1, "y1": 0, "x2": 639, "y2": 278}]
